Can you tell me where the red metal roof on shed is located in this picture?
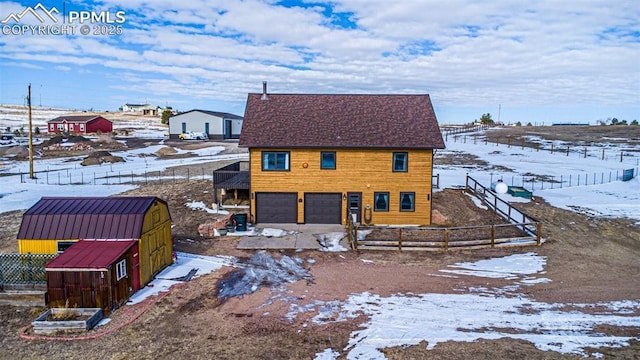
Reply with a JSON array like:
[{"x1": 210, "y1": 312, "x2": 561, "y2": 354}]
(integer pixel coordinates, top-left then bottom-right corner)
[
  {"x1": 17, "y1": 197, "x2": 167, "y2": 240},
  {"x1": 45, "y1": 240, "x2": 136, "y2": 269},
  {"x1": 239, "y1": 93, "x2": 445, "y2": 149}
]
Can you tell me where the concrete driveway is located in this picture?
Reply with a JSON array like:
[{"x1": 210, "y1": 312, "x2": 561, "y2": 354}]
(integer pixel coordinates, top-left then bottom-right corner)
[{"x1": 235, "y1": 223, "x2": 348, "y2": 250}]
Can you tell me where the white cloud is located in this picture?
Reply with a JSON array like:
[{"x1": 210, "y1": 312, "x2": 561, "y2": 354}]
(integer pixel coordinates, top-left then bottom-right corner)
[{"x1": 0, "y1": 0, "x2": 638, "y2": 121}]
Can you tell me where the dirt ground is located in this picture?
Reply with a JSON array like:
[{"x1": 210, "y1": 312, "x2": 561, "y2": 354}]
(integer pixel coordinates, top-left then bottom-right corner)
[{"x1": 0, "y1": 128, "x2": 639, "y2": 359}]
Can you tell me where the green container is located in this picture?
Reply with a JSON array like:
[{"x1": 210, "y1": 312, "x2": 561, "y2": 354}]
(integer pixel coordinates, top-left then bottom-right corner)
[{"x1": 508, "y1": 186, "x2": 533, "y2": 199}]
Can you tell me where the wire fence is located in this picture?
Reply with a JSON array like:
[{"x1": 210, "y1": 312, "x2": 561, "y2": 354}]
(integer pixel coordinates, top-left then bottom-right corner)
[
  {"x1": 490, "y1": 168, "x2": 637, "y2": 191},
  {"x1": 446, "y1": 133, "x2": 640, "y2": 166},
  {"x1": 0, "y1": 253, "x2": 56, "y2": 288},
  {"x1": 15, "y1": 166, "x2": 224, "y2": 186}
]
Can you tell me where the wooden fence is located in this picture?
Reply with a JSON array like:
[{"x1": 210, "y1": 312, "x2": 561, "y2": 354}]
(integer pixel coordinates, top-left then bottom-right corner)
[{"x1": 347, "y1": 176, "x2": 541, "y2": 251}]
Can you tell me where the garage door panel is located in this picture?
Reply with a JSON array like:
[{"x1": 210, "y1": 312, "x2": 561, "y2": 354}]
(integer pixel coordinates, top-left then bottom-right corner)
[
  {"x1": 256, "y1": 193, "x2": 297, "y2": 223},
  {"x1": 305, "y1": 193, "x2": 342, "y2": 224}
]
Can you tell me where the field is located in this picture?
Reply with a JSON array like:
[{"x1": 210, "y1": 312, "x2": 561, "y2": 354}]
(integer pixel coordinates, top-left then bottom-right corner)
[{"x1": 0, "y1": 120, "x2": 639, "y2": 359}]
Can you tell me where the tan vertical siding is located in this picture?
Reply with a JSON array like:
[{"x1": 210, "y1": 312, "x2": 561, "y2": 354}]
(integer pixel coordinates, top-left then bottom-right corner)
[{"x1": 249, "y1": 148, "x2": 434, "y2": 225}]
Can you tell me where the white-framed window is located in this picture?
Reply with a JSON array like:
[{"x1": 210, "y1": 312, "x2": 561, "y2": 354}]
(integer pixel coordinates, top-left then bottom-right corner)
[
  {"x1": 116, "y1": 259, "x2": 127, "y2": 280},
  {"x1": 79, "y1": 124, "x2": 85, "y2": 131}
]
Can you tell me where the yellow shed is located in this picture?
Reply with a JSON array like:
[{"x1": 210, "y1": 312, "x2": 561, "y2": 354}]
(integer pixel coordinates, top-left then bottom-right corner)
[{"x1": 17, "y1": 196, "x2": 172, "y2": 287}]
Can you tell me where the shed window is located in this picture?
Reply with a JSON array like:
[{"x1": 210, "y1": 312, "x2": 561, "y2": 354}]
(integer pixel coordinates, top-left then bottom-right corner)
[
  {"x1": 393, "y1": 152, "x2": 408, "y2": 172},
  {"x1": 116, "y1": 259, "x2": 127, "y2": 281},
  {"x1": 400, "y1": 192, "x2": 415, "y2": 212},
  {"x1": 320, "y1": 152, "x2": 336, "y2": 169},
  {"x1": 374, "y1": 192, "x2": 389, "y2": 211},
  {"x1": 79, "y1": 124, "x2": 85, "y2": 131},
  {"x1": 57, "y1": 241, "x2": 76, "y2": 254},
  {"x1": 262, "y1": 151, "x2": 290, "y2": 171}
]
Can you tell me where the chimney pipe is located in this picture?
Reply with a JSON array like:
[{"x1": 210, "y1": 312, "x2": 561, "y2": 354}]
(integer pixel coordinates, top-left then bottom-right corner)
[{"x1": 261, "y1": 81, "x2": 268, "y2": 100}]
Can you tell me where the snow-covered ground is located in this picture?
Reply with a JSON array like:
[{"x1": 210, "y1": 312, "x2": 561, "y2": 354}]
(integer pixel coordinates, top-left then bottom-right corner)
[{"x1": 436, "y1": 130, "x2": 640, "y2": 222}]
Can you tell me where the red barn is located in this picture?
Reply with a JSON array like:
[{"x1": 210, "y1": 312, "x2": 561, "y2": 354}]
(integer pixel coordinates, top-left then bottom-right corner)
[{"x1": 47, "y1": 115, "x2": 113, "y2": 134}]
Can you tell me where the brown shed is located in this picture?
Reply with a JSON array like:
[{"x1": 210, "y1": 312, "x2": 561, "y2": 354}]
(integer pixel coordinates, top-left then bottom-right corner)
[{"x1": 45, "y1": 240, "x2": 137, "y2": 311}]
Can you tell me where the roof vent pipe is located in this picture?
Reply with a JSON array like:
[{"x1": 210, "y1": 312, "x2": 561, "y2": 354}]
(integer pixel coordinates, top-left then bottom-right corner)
[{"x1": 261, "y1": 81, "x2": 268, "y2": 100}]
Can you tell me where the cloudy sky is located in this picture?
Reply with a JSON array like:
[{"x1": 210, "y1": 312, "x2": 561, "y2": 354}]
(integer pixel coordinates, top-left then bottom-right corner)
[{"x1": 0, "y1": 0, "x2": 638, "y2": 124}]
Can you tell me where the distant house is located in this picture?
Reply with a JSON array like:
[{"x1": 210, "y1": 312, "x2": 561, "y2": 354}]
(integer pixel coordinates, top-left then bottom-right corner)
[
  {"x1": 47, "y1": 115, "x2": 113, "y2": 134},
  {"x1": 122, "y1": 103, "x2": 157, "y2": 115},
  {"x1": 238, "y1": 83, "x2": 445, "y2": 226},
  {"x1": 17, "y1": 196, "x2": 173, "y2": 289},
  {"x1": 45, "y1": 240, "x2": 138, "y2": 311},
  {"x1": 169, "y1": 109, "x2": 244, "y2": 140}
]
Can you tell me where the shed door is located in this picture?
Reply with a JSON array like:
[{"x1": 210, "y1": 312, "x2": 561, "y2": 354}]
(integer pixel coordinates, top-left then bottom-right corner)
[
  {"x1": 255, "y1": 192, "x2": 297, "y2": 223},
  {"x1": 132, "y1": 243, "x2": 140, "y2": 292},
  {"x1": 304, "y1": 193, "x2": 342, "y2": 224}
]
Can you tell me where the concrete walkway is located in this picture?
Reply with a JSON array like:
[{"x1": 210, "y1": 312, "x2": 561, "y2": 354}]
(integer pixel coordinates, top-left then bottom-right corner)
[{"x1": 236, "y1": 223, "x2": 347, "y2": 250}]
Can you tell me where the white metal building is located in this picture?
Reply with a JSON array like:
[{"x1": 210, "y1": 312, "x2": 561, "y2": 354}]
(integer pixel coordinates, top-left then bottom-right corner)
[{"x1": 168, "y1": 110, "x2": 244, "y2": 140}]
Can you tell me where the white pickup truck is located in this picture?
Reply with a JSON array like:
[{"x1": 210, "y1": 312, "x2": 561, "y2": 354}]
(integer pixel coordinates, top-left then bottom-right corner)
[{"x1": 178, "y1": 131, "x2": 207, "y2": 140}]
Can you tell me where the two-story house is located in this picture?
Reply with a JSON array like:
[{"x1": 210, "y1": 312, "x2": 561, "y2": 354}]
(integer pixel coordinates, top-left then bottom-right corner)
[{"x1": 238, "y1": 83, "x2": 445, "y2": 226}]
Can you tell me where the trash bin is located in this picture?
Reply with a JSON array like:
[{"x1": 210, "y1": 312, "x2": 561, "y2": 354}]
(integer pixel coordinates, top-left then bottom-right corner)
[{"x1": 234, "y1": 213, "x2": 248, "y2": 232}]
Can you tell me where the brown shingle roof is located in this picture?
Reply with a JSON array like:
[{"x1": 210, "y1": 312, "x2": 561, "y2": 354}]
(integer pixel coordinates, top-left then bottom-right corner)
[
  {"x1": 17, "y1": 197, "x2": 168, "y2": 240},
  {"x1": 239, "y1": 93, "x2": 445, "y2": 149}
]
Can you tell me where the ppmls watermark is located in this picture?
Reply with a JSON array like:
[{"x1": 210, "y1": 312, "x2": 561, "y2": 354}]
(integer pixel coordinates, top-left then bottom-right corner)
[{"x1": 1, "y1": 2, "x2": 125, "y2": 36}]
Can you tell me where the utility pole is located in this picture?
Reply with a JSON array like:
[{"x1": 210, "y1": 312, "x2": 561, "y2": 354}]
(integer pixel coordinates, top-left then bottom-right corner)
[
  {"x1": 498, "y1": 104, "x2": 501, "y2": 125},
  {"x1": 28, "y1": 84, "x2": 34, "y2": 179}
]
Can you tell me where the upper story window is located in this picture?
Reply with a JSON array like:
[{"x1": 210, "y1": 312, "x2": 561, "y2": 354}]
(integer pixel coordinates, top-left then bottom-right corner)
[
  {"x1": 393, "y1": 152, "x2": 408, "y2": 172},
  {"x1": 262, "y1": 151, "x2": 290, "y2": 171},
  {"x1": 320, "y1": 152, "x2": 336, "y2": 170}
]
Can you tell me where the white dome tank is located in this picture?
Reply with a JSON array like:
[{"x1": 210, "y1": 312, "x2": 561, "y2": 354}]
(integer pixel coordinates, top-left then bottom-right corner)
[{"x1": 493, "y1": 179, "x2": 508, "y2": 194}]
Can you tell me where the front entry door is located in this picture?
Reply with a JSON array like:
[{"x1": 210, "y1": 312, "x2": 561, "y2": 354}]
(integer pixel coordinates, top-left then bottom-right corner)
[{"x1": 347, "y1": 192, "x2": 361, "y2": 224}]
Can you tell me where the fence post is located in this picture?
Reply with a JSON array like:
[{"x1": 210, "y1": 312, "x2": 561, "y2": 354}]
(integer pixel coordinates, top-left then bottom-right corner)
[
  {"x1": 551, "y1": 143, "x2": 554, "y2": 154},
  {"x1": 602, "y1": 148, "x2": 605, "y2": 160},
  {"x1": 444, "y1": 228, "x2": 449, "y2": 250},
  {"x1": 536, "y1": 223, "x2": 541, "y2": 246},
  {"x1": 398, "y1": 228, "x2": 402, "y2": 251},
  {"x1": 490, "y1": 225, "x2": 495, "y2": 248},
  {"x1": 620, "y1": 151, "x2": 623, "y2": 162},
  {"x1": 566, "y1": 146, "x2": 569, "y2": 156}
]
